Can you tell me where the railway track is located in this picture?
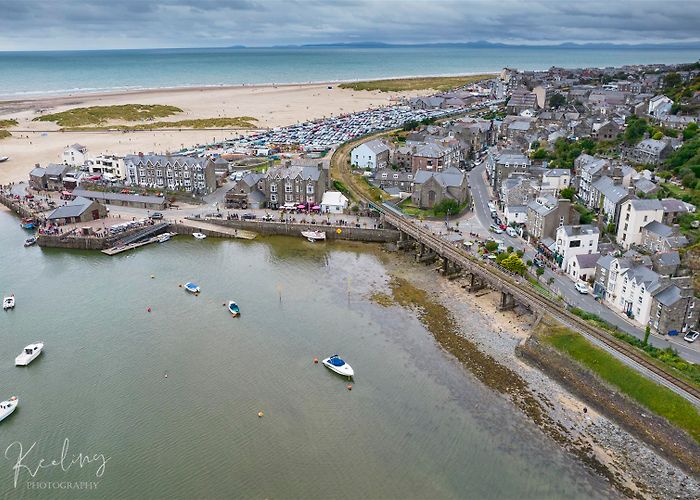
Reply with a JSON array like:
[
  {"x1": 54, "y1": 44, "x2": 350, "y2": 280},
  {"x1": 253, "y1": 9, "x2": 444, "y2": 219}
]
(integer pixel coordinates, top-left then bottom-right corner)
[{"x1": 331, "y1": 141, "x2": 700, "y2": 406}]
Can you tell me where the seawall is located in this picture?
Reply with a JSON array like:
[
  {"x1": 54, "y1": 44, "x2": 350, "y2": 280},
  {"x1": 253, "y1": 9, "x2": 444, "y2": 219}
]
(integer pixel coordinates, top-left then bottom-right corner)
[{"x1": 200, "y1": 218, "x2": 401, "y2": 243}]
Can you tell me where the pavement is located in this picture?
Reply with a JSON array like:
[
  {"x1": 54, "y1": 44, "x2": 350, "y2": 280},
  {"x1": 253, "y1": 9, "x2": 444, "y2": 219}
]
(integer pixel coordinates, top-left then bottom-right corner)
[{"x1": 464, "y1": 163, "x2": 700, "y2": 364}]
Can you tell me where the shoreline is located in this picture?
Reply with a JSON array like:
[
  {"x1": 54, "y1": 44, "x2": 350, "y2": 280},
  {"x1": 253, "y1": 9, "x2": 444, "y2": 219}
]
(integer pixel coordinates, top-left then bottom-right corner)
[{"x1": 0, "y1": 71, "x2": 495, "y2": 103}]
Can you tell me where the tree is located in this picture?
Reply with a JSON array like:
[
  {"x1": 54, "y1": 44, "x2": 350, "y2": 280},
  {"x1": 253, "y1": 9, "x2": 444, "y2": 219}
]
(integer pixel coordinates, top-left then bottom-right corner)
[
  {"x1": 683, "y1": 122, "x2": 698, "y2": 141},
  {"x1": 526, "y1": 259, "x2": 533, "y2": 267},
  {"x1": 559, "y1": 187, "x2": 575, "y2": 200},
  {"x1": 549, "y1": 93, "x2": 566, "y2": 109},
  {"x1": 624, "y1": 116, "x2": 649, "y2": 145},
  {"x1": 485, "y1": 241, "x2": 499, "y2": 252},
  {"x1": 643, "y1": 325, "x2": 651, "y2": 346},
  {"x1": 403, "y1": 120, "x2": 419, "y2": 131},
  {"x1": 433, "y1": 198, "x2": 460, "y2": 216},
  {"x1": 664, "y1": 72, "x2": 682, "y2": 89},
  {"x1": 682, "y1": 172, "x2": 697, "y2": 188},
  {"x1": 652, "y1": 131, "x2": 664, "y2": 140},
  {"x1": 501, "y1": 254, "x2": 527, "y2": 275},
  {"x1": 535, "y1": 267, "x2": 545, "y2": 280}
]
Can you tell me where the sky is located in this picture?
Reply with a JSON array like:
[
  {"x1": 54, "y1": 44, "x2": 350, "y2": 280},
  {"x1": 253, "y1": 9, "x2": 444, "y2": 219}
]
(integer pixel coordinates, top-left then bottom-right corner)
[{"x1": 0, "y1": 0, "x2": 699, "y2": 51}]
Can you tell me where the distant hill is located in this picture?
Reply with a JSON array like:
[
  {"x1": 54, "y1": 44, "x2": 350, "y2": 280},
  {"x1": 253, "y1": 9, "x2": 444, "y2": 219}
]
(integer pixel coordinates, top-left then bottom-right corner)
[{"x1": 230, "y1": 40, "x2": 700, "y2": 50}]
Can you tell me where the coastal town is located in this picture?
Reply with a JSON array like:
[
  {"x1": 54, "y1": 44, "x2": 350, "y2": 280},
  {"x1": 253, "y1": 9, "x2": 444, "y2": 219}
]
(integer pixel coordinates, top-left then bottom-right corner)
[{"x1": 2, "y1": 59, "x2": 700, "y2": 497}]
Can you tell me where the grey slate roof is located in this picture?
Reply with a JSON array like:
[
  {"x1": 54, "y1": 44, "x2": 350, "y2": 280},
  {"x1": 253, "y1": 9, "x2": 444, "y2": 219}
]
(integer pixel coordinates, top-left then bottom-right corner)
[
  {"x1": 592, "y1": 176, "x2": 628, "y2": 204},
  {"x1": 124, "y1": 154, "x2": 208, "y2": 168},
  {"x1": 413, "y1": 167, "x2": 465, "y2": 188},
  {"x1": 265, "y1": 163, "x2": 321, "y2": 181},
  {"x1": 661, "y1": 198, "x2": 690, "y2": 213},
  {"x1": 561, "y1": 224, "x2": 599, "y2": 237},
  {"x1": 47, "y1": 197, "x2": 93, "y2": 220},
  {"x1": 653, "y1": 286, "x2": 683, "y2": 307},
  {"x1": 574, "y1": 253, "x2": 601, "y2": 269},
  {"x1": 634, "y1": 178, "x2": 658, "y2": 194},
  {"x1": 596, "y1": 254, "x2": 614, "y2": 271},
  {"x1": 30, "y1": 167, "x2": 46, "y2": 177},
  {"x1": 656, "y1": 251, "x2": 681, "y2": 267},
  {"x1": 642, "y1": 220, "x2": 673, "y2": 237},
  {"x1": 71, "y1": 188, "x2": 165, "y2": 205},
  {"x1": 45, "y1": 163, "x2": 70, "y2": 177},
  {"x1": 629, "y1": 198, "x2": 663, "y2": 211},
  {"x1": 361, "y1": 139, "x2": 390, "y2": 155}
]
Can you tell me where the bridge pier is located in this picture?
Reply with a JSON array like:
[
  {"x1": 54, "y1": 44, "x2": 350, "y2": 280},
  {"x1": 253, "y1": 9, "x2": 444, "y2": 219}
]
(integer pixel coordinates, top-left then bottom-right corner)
[
  {"x1": 463, "y1": 272, "x2": 485, "y2": 292},
  {"x1": 498, "y1": 291, "x2": 516, "y2": 311}
]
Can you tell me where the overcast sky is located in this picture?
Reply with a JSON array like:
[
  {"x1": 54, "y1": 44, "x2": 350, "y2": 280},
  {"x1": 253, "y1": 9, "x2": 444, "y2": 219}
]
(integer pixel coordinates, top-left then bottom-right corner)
[{"x1": 1, "y1": 0, "x2": 699, "y2": 51}]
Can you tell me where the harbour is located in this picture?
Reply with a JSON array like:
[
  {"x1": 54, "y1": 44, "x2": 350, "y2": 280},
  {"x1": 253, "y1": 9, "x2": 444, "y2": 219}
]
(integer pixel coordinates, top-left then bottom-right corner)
[{"x1": 0, "y1": 208, "x2": 612, "y2": 499}]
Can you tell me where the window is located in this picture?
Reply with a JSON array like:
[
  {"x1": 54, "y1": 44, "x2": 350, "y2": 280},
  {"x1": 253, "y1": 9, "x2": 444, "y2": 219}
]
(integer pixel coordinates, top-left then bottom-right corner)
[
  {"x1": 638, "y1": 296, "x2": 643, "y2": 304},
  {"x1": 306, "y1": 184, "x2": 314, "y2": 194},
  {"x1": 569, "y1": 240, "x2": 581, "y2": 248},
  {"x1": 285, "y1": 184, "x2": 292, "y2": 193},
  {"x1": 270, "y1": 193, "x2": 277, "y2": 202},
  {"x1": 270, "y1": 184, "x2": 277, "y2": 193},
  {"x1": 643, "y1": 215, "x2": 648, "y2": 222}
]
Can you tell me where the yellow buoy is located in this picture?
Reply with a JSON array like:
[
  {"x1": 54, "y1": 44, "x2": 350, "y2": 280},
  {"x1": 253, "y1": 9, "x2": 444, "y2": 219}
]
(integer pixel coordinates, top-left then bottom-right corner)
[{"x1": 258, "y1": 411, "x2": 264, "y2": 418}]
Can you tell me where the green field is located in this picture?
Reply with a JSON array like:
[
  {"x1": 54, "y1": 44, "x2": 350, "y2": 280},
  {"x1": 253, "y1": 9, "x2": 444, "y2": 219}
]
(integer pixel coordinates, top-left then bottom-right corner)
[
  {"x1": 540, "y1": 324, "x2": 700, "y2": 443},
  {"x1": 63, "y1": 116, "x2": 258, "y2": 131},
  {"x1": 33, "y1": 104, "x2": 183, "y2": 127},
  {"x1": 0, "y1": 119, "x2": 18, "y2": 128},
  {"x1": 339, "y1": 74, "x2": 495, "y2": 92}
]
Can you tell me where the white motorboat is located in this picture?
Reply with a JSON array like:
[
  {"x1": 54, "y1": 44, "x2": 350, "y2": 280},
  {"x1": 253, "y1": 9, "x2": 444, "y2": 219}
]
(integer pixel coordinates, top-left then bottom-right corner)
[
  {"x1": 24, "y1": 237, "x2": 37, "y2": 247},
  {"x1": 0, "y1": 397, "x2": 18, "y2": 422},
  {"x1": 3, "y1": 295, "x2": 15, "y2": 310},
  {"x1": 158, "y1": 233, "x2": 172, "y2": 243},
  {"x1": 0, "y1": 156, "x2": 9, "y2": 163},
  {"x1": 184, "y1": 282, "x2": 200, "y2": 294},
  {"x1": 15, "y1": 343, "x2": 44, "y2": 366},
  {"x1": 193, "y1": 232, "x2": 207, "y2": 240},
  {"x1": 322, "y1": 354, "x2": 354, "y2": 377},
  {"x1": 301, "y1": 230, "x2": 326, "y2": 242}
]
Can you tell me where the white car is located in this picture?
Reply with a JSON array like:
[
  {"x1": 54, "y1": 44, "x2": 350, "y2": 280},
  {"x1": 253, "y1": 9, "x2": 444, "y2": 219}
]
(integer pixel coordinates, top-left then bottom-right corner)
[
  {"x1": 574, "y1": 281, "x2": 589, "y2": 294},
  {"x1": 683, "y1": 330, "x2": 699, "y2": 343}
]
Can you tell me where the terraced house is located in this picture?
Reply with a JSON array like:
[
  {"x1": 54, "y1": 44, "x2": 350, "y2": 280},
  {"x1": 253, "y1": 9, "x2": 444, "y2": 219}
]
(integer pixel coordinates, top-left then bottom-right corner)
[
  {"x1": 261, "y1": 160, "x2": 329, "y2": 209},
  {"x1": 125, "y1": 153, "x2": 216, "y2": 194}
]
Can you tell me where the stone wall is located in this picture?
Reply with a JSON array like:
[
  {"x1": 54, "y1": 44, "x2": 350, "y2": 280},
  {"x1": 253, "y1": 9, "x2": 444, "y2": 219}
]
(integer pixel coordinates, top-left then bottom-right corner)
[{"x1": 201, "y1": 218, "x2": 400, "y2": 243}]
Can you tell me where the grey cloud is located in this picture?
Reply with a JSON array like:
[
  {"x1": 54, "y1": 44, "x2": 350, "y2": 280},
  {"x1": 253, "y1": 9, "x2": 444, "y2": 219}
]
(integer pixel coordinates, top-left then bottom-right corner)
[{"x1": 0, "y1": 0, "x2": 698, "y2": 50}]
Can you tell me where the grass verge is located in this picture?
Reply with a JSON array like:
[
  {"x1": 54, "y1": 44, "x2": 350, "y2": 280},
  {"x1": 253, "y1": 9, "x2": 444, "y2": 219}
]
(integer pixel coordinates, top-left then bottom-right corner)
[
  {"x1": 569, "y1": 307, "x2": 700, "y2": 390},
  {"x1": 0, "y1": 130, "x2": 11, "y2": 140},
  {"x1": 339, "y1": 74, "x2": 495, "y2": 92},
  {"x1": 33, "y1": 104, "x2": 182, "y2": 127},
  {"x1": 540, "y1": 323, "x2": 700, "y2": 443},
  {"x1": 0, "y1": 119, "x2": 18, "y2": 128}
]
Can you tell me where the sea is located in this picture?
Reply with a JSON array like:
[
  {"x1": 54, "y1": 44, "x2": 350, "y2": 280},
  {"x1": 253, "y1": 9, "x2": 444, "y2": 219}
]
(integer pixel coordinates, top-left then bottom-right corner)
[
  {"x1": 0, "y1": 209, "x2": 614, "y2": 499},
  {"x1": 0, "y1": 46, "x2": 699, "y2": 98}
]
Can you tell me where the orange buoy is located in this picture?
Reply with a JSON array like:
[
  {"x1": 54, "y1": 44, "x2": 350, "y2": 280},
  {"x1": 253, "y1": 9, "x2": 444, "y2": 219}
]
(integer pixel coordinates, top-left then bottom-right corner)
[
  {"x1": 347, "y1": 384, "x2": 353, "y2": 391},
  {"x1": 258, "y1": 411, "x2": 264, "y2": 418},
  {"x1": 313, "y1": 357, "x2": 318, "y2": 364}
]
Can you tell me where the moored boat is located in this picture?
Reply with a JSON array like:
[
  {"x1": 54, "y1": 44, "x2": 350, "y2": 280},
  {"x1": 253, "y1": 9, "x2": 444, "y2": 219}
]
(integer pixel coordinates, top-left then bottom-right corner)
[
  {"x1": 227, "y1": 301, "x2": 240, "y2": 317},
  {"x1": 193, "y1": 232, "x2": 207, "y2": 240},
  {"x1": 3, "y1": 295, "x2": 14, "y2": 310},
  {"x1": 15, "y1": 343, "x2": 44, "y2": 366},
  {"x1": 0, "y1": 397, "x2": 18, "y2": 423},
  {"x1": 20, "y1": 218, "x2": 35, "y2": 230},
  {"x1": 0, "y1": 156, "x2": 9, "y2": 163},
  {"x1": 24, "y1": 237, "x2": 37, "y2": 247},
  {"x1": 301, "y1": 230, "x2": 326, "y2": 242},
  {"x1": 184, "y1": 282, "x2": 200, "y2": 294},
  {"x1": 322, "y1": 354, "x2": 354, "y2": 377},
  {"x1": 158, "y1": 233, "x2": 172, "y2": 243}
]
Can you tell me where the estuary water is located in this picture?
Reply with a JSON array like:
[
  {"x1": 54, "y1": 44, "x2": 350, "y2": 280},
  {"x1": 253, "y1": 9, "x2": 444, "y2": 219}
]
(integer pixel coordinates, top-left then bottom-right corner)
[
  {"x1": 0, "y1": 46, "x2": 699, "y2": 98},
  {"x1": 0, "y1": 209, "x2": 613, "y2": 499}
]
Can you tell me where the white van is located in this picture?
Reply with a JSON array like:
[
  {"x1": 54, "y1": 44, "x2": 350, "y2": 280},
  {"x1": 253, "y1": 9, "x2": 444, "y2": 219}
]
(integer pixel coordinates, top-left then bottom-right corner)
[{"x1": 506, "y1": 227, "x2": 518, "y2": 237}]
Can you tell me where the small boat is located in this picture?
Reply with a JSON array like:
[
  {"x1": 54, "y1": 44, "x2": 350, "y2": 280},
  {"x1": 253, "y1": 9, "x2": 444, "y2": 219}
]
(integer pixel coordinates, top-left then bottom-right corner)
[
  {"x1": 24, "y1": 237, "x2": 37, "y2": 247},
  {"x1": 15, "y1": 343, "x2": 44, "y2": 366},
  {"x1": 301, "y1": 230, "x2": 326, "y2": 242},
  {"x1": 0, "y1": 397, "x2": 18, "y2": 423},
  {"x1": 20, "y1": 218, "x2": 35, "y2": 230},
  {"x1": 184, "y1": 282, "x2": 200, "y2": 294},
  {"x1": 322, "y1": 354, "x2": 354, "y2": 377},
  {"x1": 3, "y1": 295, "x2": 14, "y2": 310},
  {"x1": 227, "y1": 301, "x2": 240, "y2": 317},
  {"x1": 158, "y1": 233, "x2": 172, "y2": 243},
  {"x1": 193, "y1": 232, "x2": 207, "y2": 240},
  {"x1": 0, "y1": 156, "x2": 9, "y2": 163}
]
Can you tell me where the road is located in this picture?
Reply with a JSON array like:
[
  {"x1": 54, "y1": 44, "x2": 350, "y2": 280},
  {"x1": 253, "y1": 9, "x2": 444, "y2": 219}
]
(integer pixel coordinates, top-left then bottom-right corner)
[{"x1": 466, "y1": 163, "x2": 700, "y2": 364}]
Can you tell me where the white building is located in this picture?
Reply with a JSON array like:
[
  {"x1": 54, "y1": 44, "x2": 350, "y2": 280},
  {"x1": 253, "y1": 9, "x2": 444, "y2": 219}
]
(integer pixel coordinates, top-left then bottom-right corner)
[
  {"x1": 504, "y1": 204, "x2": 528, "y2": 226},
  {"x1": 540, "y1": 169, "x2": 571, "y2": 196},
  {"x1": 62, "y1": 143, "x2": 88, "y2": 167},
  {"x1": 554, "y1": 224, "x2": 599, "y2": 273},
  {"x1": 351, "y1": 139, "x2": 390, "y2": 170},
  {"x1": 87, "y1": 154, "x2": 126, "y2": 179},
  {"x1": 647, "y1": 95, "x2": 673, "y2": 118},
  {"x1": 320, "y1": 191, "x2": 349, "y2": 214},
  {"x1": 617, "y1": 199, "x2": 664, "y2": 249},
  {"x1": 608, "y1": 261, "x2": 661, "y2": 326}
]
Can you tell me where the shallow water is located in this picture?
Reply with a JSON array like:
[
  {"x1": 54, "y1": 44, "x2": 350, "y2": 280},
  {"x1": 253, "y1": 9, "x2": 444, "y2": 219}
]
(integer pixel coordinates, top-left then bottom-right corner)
[{"x1": 0, "y1": 210, "x2": 613, "y2": 499}]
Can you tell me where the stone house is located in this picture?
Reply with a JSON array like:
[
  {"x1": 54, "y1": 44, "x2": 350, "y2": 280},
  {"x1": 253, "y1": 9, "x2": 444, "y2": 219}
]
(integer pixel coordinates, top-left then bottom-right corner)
[
  {"x1": 261, "y1": 161, "x2": 329, "y2": 209},
  {"x1": 410, "y1": 142, "x2": 460, "y2": 173},
  {"x1": 29, "y1": 166, "x2": 48, "y2": 190},
  {"x1": 525, "y1": 196, "x2": 579, "y2": 242},
  {"x1": 590, "y1": 121, "x2": 620, "y2": 141},
  {"x1": 640, "y1": 221, "x2": 688, "y2": 252},
  {"x1": 45, "y1": 163, "x2": 72, "y2": 191},
  {"x1": 125, "y1": 154, "x2": 217, "y2": 194},
  {"x1": 411, "y1": 167, "x2": 469, "y2": 209},
  {"x1": 46, "y1": 196, "x2": 107, "y2": 224},
  {"x1": 486, "y1": 149, "x2": 532, "y2": 193},
  {"x1": 631, "y1": 139, "x2": 672, "y2": 165},
  {"x1": 660, "y1": 198, "x2": 693, "y2": 225},
  {"x1": 373, "y1": 168, "x2": 415, "y2": 194}
]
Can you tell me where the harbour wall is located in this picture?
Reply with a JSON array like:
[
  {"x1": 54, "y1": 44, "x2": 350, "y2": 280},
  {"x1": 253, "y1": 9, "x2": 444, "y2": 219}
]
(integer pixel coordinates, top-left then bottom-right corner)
[
  {"x1": 199, "y1": 218, "x2": 401, "y2": 243},
  {"x1": 0, "y1": 192, "x2": 35, "y2": 219}
]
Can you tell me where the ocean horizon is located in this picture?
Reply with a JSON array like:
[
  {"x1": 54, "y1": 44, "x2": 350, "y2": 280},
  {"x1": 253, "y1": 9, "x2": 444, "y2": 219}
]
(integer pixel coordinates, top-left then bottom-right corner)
[{"x1": 1, "y1": 46, "x2": 699, "y2": 99}]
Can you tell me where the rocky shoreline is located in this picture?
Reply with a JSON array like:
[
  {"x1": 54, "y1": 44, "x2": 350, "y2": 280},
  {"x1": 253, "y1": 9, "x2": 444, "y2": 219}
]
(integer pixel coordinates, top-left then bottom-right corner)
[{"x1": 372, "y1": 250, "x2": 700, "y2": 499}]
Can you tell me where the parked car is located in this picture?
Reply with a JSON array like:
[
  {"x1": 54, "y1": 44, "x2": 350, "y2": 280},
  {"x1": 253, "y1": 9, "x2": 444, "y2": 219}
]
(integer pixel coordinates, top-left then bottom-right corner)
[
  {"x1": 489, "y1": 224, "x2": 503, "y2": 234},
  {"x1": 506, "y1": 227, "x2": 518, "y2": 237},
  {"x1": 533, "y1": 258, "x2": 545, "y2": 268},
  {"x1": 150, "y1": 212, "x2": 164, "y2": 220},
  {"x1": 262, "y1": 214, "x2": 274, "y2": 221},
  {"x1": 242, "y1": 213, "x2": 257, "y2": 220},
  {"x1": 683, "y1": 330, "x2": 699, "y2": 343},
  {"x1": 574, "y1": 281, "x2": 589, "y2": 294}
]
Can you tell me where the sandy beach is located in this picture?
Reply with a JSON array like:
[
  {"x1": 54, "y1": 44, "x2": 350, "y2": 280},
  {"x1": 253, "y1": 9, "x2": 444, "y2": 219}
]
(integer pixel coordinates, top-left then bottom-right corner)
[{"x1": 0, "y1": 83, "x2": 424, "y2": 185}]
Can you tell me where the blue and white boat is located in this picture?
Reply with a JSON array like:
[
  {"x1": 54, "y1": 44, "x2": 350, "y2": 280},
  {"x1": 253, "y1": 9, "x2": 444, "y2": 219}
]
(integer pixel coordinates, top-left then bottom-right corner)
[
  {"x1": 184, "y1": 282, "x2": 200, "y2": 294},
  {"x1": 227, "y1": 301, "x2": 240, "y2": 317},
  {"x1": 322, "y1": 354, "x2": 354, "y2": 377},
  {"x1": 0, "y1": 396, "x2": 17, "y2": 423}
]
